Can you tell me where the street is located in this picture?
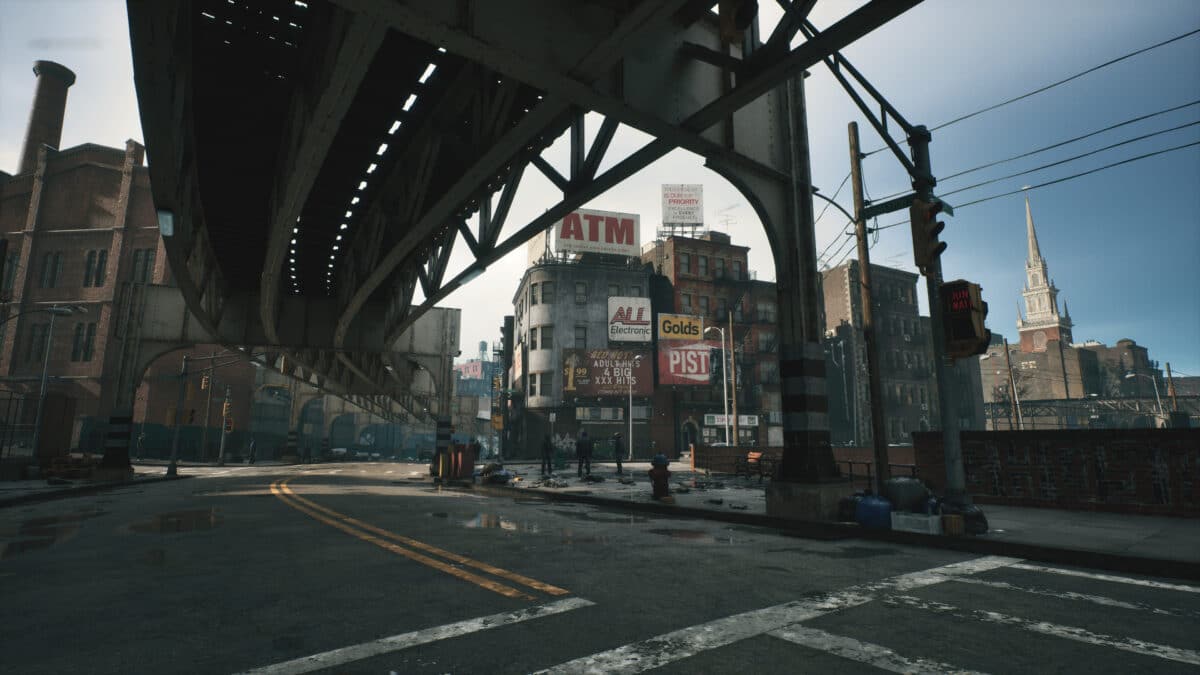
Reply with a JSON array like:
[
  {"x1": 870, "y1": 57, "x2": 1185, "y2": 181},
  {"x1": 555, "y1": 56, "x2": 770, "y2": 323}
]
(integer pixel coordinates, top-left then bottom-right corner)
[{"x1": 1, "y1": 463, "x2": 1197, "y2": 674}]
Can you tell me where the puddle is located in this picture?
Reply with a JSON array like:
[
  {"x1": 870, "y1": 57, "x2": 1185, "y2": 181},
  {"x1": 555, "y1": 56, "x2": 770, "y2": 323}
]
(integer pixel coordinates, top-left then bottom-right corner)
[
  {"x1": 462, "y1": 513, "x2": 540, "y2": 533},
  {"x1": 549, "y1": 509, "x2": 648, "y2": 524},
  {"x1": 129, "y1": 509, "x2": 221, "y2": 534},
  {"x1": 0, "y1": 507, "x2": 105, "y2": 559},
  {"x1": 645, "y1": 528, "x2": 735, "y2": 544}
]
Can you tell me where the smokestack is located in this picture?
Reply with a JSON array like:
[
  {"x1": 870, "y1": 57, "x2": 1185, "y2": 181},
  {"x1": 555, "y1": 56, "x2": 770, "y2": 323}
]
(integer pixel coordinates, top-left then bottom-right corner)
[{"x1": 17, "y1": 60, "x2": 77, "y2": 175}]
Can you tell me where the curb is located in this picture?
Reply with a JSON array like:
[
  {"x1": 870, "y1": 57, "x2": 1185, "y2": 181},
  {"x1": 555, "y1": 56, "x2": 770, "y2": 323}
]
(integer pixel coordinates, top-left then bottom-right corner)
[
  {"x1": 462, "y1": 483, "x2": 1200, "y2": 582},
  {"x1": 0, "y1": 474, "x2": 192, "y2": 509}
]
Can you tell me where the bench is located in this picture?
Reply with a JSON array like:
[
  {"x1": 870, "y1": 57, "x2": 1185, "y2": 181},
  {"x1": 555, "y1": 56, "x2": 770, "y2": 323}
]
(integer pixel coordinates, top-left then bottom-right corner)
[{"x1": 734, "y1": 450, "x2": 776, "y2": 482}]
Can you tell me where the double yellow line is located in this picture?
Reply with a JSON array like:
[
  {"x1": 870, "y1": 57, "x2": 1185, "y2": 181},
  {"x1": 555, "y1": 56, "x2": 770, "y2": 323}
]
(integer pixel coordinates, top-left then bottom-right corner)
[{"x1": 270, "y1": 479, "x2": 568, "y2": 601}]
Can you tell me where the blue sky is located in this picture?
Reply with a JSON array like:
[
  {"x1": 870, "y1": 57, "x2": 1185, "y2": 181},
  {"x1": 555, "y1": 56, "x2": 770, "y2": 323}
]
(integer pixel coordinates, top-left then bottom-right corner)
[{"x1": 2, "y1": 1, "x2": 1198, "y2": 376}]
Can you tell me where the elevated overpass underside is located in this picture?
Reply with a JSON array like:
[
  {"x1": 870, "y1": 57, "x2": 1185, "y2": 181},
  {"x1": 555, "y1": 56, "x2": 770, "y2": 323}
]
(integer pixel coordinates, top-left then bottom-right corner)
[{"x1": 125, "y1": 0, "x2": 920, "y2": 479}]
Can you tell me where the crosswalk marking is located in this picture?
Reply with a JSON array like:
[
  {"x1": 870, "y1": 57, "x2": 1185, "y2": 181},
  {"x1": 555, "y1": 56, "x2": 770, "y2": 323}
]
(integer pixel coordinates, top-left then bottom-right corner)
[
  {"x1": 885, "y1": 594, "x2": 1200, "y2": 666},
  {"x1": 952, "y1": 577, "x2": 1200, "y2": 618},
  {"x1": 1008, "y1": 563, "x2": 1200, "y2": 593},
  {"x1": 535, "y1": 556, "x2": 1019, "y2": 674},
  {"x1": 237, "y1": 597, "x2": 595, "y2": 675},
  {"x1": 768, "y1": 625, "x2": 989, "y2": 675}
]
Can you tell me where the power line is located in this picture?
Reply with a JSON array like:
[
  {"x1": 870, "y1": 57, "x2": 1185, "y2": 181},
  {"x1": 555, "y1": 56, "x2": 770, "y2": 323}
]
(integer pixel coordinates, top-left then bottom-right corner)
[
  {"x1": 863, "y1": 27, "x2": 1200, "y2": 156},
  {"x1": 815, "y1": 171, "x2": 851, "y2": 224},
  {"x1": 939, "y1": 119, "x2": 1200, "y2": 198},
  {"x1": 819, "y1": 224, "x2": 855, "y2": 265},
  {"x1": 871, "y1": 100, "x2": 1200, "y2": 203}
]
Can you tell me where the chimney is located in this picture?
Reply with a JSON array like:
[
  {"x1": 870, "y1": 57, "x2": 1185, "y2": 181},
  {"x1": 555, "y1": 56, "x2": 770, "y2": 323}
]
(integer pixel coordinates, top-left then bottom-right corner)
[{"x1": 17, "y1": 60, "x2": 77, "y2": 175}]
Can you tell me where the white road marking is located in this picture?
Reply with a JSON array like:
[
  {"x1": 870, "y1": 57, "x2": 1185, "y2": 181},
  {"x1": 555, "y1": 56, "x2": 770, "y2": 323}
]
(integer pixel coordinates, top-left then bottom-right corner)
[
  {"x1": 237, "y1": 597, "x2": 595, "y2": 675},
  {"x1": 1009, "y1": 562, "x2": 1200, "y2": 593},
  {"x1": 952, "y1": 577, "x2": 1199, "y2": 618},
  {"x1": 886, "y1": 595, "x2": 1200, "y2": 666},
  {"x1": 768, "y1": 625, "x2": 989, "y2": 675},
  {"x1": 536, "y1": 556, "x2": 1019, "y2": 674}
]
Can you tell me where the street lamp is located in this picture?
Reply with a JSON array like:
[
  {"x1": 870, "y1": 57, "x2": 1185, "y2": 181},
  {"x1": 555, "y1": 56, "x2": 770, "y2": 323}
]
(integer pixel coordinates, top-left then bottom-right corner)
[
  {"x1": 704, "y1": 326, "x2": 730, "y2": 444},
  {"x1": 31, "y1": 305, "x2": 81, "y2": 460},
  {"x1": 627, "y1": 354, "x2": 642, "y2": 461},
  {"x1": 1124, "y1": 372, "x2": 1165, "y2": 426}
]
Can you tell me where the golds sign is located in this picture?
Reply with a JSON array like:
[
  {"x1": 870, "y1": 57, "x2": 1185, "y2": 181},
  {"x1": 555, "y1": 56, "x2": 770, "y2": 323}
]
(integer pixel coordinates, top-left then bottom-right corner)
[{"x1": 657, "y1": 313, "x2": 703, "y2": 341}]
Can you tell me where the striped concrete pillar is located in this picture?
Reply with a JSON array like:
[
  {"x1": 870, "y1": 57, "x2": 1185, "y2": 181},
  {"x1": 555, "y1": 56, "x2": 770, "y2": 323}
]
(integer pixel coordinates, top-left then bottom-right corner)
[
  {"x1": 103, "y1": 414, "x2": 133, "y2": 466},
  {"x1": 778, "y1": 344, "x2": 836, "y2": 481}
]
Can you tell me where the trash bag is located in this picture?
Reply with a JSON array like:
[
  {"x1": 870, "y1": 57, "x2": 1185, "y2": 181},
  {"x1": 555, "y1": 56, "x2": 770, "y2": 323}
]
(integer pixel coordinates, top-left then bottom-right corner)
[
  {"x1": 940, "y1": 501, "x2": 988, "y2": 535},
  {"x1": 837, "y1": 494, "x2": 863, "y2": 522},
  {"x1": 883, "y1": 477, "x2": 930, "y2": 512}
]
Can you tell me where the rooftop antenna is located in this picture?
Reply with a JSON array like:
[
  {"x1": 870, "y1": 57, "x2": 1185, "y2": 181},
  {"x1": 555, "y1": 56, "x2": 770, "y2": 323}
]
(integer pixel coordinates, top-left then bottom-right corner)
[{"x1": 717, "y1": 203, "x2": 740, "y2": 234}]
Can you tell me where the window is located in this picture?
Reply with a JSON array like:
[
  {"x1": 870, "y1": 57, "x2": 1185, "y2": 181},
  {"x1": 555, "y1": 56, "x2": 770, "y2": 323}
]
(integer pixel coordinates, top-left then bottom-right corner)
[
  {"x1": 608, "y1": 283, "x2": 620, "y2": 297},
  {"x1": 718, "y1": 297, "x2": 728, "y2": 318},
  {"x1": 131, "y1": 248, "x2": 156, "y2": 283},
  {"x1": 2, "y1": 251, "x2": 17, "y2": 295},
  {"x1": 541, "y1": 281, "x2": 554, "y2": 304},
  {"x1": 39, "y1": 251, "x2": 63, "y2": 289},
  {"x1": 758, "y1": 330, "x2": 776, "y2": 352},
  {"x1": 540, "y1": 325, "x2": 552, "y2": 349},
  {"x1": 698, "y1": 256, "x2": 709, "y2": 276},
  {"x1": 732, "y1": 260, "x2": 742, "y2": 280},
  {"x1": 70, "y1": 322, "x2": 96, "y2": 362},
  {"x1": 528, "y1": 372, "x2": 538, "y2": 397},
  {"x1": 699, "y1": 296, "x2": 709, "y2": 314},
  {"x1": 629, "y1": 285, "x2": 641, "y2": 297},
  {"x1": 72, "y1": 324, "x2": 85, "y2": 361},
  {"x1": 26, "y1": 323, "x2": 47, "y2": 362},
  {"x1": 81, "y1": 249, "x2": 108, "y2": 287},
  {"x1": 733, "y1": 300, "x2": 744, "y2": 322},
  {"x1": 681, "y1": 294, "x2": 692, "y2": 311},
  {"x1": 530, "y1": 327, "x2": 538, "y2": 350},
  {"x1": 756, "y1": 300, "x2": 776, "y2": 323},
  {"x1": 575, "y1": 281, "x2": 587, "y2": 304},
  {"x1": 715, "y1": 258, "x2": 725, "y2": 278},
  {"x1": 530, "y1": 282, "x2": 539, "y2": 306},
  {"x1": 574, "y1": 326, "x2": 587, "y2": 349},
  {"x1": 679, "y1": 252, "x2": 691, "y2": 274}
]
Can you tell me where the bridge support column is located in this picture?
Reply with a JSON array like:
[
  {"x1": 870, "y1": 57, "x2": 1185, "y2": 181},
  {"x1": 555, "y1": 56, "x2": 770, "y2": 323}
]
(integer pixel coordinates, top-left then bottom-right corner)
[{"x1": 710, "y1": 74, "x2": 843, "y2": 519}]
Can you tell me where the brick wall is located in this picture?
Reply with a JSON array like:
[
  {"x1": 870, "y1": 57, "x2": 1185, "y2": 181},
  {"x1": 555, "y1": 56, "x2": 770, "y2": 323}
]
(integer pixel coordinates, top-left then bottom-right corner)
[
  {"x1": 693, "y1": 445, "x2": 783, "y2": 474},
  {"x1": 913, "y1": 430, "x2": 1200, "y2": 516}
]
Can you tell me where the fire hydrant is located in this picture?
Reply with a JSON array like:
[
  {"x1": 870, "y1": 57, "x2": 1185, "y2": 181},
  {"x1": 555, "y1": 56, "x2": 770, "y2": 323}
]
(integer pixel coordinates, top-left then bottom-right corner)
[{"x1": 648, "y1": 453, "x2": 672, "y2": 502}]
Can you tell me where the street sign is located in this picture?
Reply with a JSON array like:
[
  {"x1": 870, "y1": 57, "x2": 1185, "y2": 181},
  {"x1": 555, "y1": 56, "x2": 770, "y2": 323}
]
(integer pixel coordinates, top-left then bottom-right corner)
[{"x1": 548, "y1": 412, "x2": 557, "y2": 423}]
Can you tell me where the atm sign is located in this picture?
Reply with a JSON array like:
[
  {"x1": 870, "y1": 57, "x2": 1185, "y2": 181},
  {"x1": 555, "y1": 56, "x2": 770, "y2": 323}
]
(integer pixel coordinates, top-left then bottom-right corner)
[{"x1": 657, "y1": 313, "x2": 703, "y2": 341}]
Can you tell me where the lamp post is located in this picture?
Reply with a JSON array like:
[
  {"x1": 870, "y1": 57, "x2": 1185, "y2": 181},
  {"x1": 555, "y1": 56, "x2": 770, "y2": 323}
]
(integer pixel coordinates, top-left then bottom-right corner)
[
  {"x1": 31, "y1": 305, "x2": 79, "y2": 460},
  {"x1": 1124, "y1": 372, "x2": 1165, "y2": 426},
  {"x1": 627, "y1": 354, "x2": 642, "y2": 461},
  {"x1": 704, "y1": 326, "x2": 730, "y2": 444}
]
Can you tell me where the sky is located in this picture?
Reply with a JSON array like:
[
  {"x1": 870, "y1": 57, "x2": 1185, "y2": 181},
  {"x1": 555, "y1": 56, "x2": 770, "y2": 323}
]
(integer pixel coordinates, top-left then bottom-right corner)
[{"x1": 2, "y1": 0, "x2": 1198, "y2": 376}]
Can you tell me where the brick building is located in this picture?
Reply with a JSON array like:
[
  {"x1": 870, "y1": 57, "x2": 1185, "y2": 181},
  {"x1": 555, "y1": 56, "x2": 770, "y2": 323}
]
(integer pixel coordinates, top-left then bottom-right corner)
[{"x1": 0, "y1": 61, "x2": 256, "y2": 456}]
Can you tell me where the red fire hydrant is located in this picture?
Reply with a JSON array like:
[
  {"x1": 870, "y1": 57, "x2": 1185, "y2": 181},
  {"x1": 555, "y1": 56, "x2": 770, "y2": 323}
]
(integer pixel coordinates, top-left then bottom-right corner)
[{"x1": 648, "y1": 454, "x2": 672, "y2": 502}]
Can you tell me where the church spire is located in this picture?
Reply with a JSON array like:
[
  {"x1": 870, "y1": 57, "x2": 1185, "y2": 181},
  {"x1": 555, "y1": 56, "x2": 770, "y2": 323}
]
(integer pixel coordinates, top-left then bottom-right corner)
[{"x1": 1025, "y1": 194, "x2": 1042, "y2": 264}]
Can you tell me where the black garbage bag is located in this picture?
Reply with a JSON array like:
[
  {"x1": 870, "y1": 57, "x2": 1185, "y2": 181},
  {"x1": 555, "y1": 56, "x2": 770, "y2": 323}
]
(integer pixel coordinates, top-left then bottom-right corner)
[
  {"x1": 883, "y1": 477, "x2": 930, "y2": 512},
  {"x1": 940, "y1": 501, "x2": 989, "y2": 535},
  {"x1": 837, "y1": 493, "x2": 864, "y2": 522}
]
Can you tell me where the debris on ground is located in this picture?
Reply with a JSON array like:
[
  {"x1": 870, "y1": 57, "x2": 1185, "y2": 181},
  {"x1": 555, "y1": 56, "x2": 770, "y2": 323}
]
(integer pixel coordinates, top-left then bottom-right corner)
[
  {"x1": 706, "y1": 498, "x2": 724, "y2": 505},
  {"x1": 729, "y1": 503, "x2": 748, "y2": 510},
  {"x1": 618, "y1": 477, "x2": 636, "y2": 485},
  {"x1": 673, "y1": 485, "x2": 690, "y2": 494},
  {"x1": 584, "y1": 475, "x2": 606, "y2": 483}
]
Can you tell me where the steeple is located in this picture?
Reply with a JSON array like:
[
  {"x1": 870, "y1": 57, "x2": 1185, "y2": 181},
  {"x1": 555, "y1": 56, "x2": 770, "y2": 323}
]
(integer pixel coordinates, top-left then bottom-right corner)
[{"x1": 1025, "y1": 194, "x2": 1042, "y2": 264}]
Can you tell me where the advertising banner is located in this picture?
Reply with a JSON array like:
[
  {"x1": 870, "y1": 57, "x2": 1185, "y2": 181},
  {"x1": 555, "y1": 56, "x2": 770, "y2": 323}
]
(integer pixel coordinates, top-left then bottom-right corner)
[
  {"x1": 553, "y1": 208, "x2": 640, "y2": 257},
  {"x1": 658, "y1": 340, "x2": 721, "y2": 385},
  {"x1": 608, "y1": 297, "x2": 652, "y2": 342},
  {"x1": 657, "y1": 313, "x2": 703, "y2": 341},
  {"x1": 703, "y1": 414, "x2": 760, "y2": 427},
  {"x1": 662, "y1": 184, "x2": 704, "y2": 225},
  {"x1": 562, "y1": 348, "x2": 653, "y2": 397}
]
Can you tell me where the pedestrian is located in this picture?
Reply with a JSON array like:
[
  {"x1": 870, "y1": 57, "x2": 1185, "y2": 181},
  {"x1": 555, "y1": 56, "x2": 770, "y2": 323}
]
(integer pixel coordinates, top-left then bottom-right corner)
[
  {"x1": 248, "y1": 438, "x2": 256, "y2": 464},
  {"x1": 576, "y1": 431, "x2": 592, "y2": 478},
  {"x1": 540, "y1": 435, "x2": 554, "y2": 475},
  {"x1": 648, "y1": 453, "x2": 672, "y2": 501},
  {"x1": 612, "y1": 432, "x2": 624, "y2": 475}
]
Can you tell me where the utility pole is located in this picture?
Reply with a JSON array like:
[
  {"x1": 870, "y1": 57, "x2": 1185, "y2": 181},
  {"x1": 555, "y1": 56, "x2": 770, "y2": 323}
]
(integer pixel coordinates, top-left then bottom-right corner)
[
  {"x1": 200, "y1": 351, "x2": 214, "y2": 461},
  {"x1": 909, "y1": 126, "x2": 968, "y2": 505},
  {"x1": 167, "y1": 354, "x2": 188, "y2": 476},
  {"x1": 217, "y1": 385, "x2": 231, "y2": 466},
  {"x1": 1003, "y1": 337, "x2": 1023, "y2": 430},
  {"x1": 729, "y1": 309, "x2": 739, "y2": 447},
  {"x1": 849, "y1": 122, "x2": 890, "y2": 495},
  {"x1": 1166, "y1": 362, "x2": 1179, "y2": 412}
]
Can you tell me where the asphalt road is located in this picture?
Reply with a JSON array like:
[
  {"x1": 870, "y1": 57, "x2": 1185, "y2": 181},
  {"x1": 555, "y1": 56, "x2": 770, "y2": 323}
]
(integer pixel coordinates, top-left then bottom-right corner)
[{"x1": 1, "y1": 462, "x2": 1197, "y2": 674}]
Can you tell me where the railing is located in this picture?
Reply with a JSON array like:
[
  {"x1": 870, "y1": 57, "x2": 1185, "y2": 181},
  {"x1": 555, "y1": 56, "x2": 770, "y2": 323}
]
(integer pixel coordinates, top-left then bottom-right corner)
[{"x1": 838, "y1": 460, "x2": 919, "y2": 492}]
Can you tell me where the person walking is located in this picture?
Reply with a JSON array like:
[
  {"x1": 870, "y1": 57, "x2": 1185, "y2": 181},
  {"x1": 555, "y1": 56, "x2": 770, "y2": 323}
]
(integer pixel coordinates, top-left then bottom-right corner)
[
  {"x1": 540, "y1": 435, "x2": 554, "y2": 475},
  {"x1": 612, "y1": 432, "x2": 624, "y2": 475},
  {"x1": 576, "y1": 431, "x2": 593, "y2": 478}
]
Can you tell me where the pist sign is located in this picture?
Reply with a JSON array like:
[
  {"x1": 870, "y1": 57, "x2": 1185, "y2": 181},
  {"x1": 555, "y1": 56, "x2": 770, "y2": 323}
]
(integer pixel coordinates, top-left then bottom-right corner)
[{"x1": 657, "y1": 313, "x2": 703, "y2": 341}]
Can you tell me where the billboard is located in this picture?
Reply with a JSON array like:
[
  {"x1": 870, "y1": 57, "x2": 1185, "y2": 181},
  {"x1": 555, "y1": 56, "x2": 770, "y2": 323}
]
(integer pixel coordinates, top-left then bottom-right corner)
[
  {"x1": 608, "y1": 297, "x2": 652, "y2": 342},
  {"x1": 554, "y1": 208, "x2": 640, "y2": 257},
  {"x1": 662, "y1": 184, "x2": 703, "y2": 226},
  {"x1": 657, "y1": 313, "x2": 703, "y2": 341},
  {"x1": 658, "y1": 340, "x2": 721, "y2": 385},
  {"x1": 562, "y1": 348, "x2": 653, "y2": 397}
]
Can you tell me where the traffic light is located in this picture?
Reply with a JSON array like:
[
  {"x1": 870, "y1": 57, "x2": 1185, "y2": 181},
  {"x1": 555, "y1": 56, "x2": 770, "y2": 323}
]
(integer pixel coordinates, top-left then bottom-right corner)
[
  {"x1": 941, "y1": 279, "x2": 991, "y2": 359},
  {"x1": 200, "y1": 375, "x2": 209, "y2": 390},
  {"x1": 710, "y1": 348, "x2": 724, "y2": 385},
  {"x1": 910, "y1": 198, "x2": 947, "y2": 274}
]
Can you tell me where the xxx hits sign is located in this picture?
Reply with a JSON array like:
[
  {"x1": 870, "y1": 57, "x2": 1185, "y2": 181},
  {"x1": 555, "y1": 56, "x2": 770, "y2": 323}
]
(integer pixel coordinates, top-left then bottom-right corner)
[{"x1": 561, "y1": 348, "x2": 653, "y2": 397}]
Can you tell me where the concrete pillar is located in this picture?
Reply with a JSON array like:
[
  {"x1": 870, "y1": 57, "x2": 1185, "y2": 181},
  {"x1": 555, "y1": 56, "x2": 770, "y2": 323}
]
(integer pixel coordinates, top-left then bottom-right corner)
[{"x1": 17, "y1": 61, "x2": 76, "y2": 176}]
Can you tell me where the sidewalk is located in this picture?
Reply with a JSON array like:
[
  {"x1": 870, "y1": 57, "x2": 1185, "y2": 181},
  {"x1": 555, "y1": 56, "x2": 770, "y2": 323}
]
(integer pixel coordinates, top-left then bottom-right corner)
[
  {"x1": 0, "y1": 469, "x2": 188, "y2": 508},
  {"x1": 470, "y1": 459, "x2": 1200, "y2": 580}
]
